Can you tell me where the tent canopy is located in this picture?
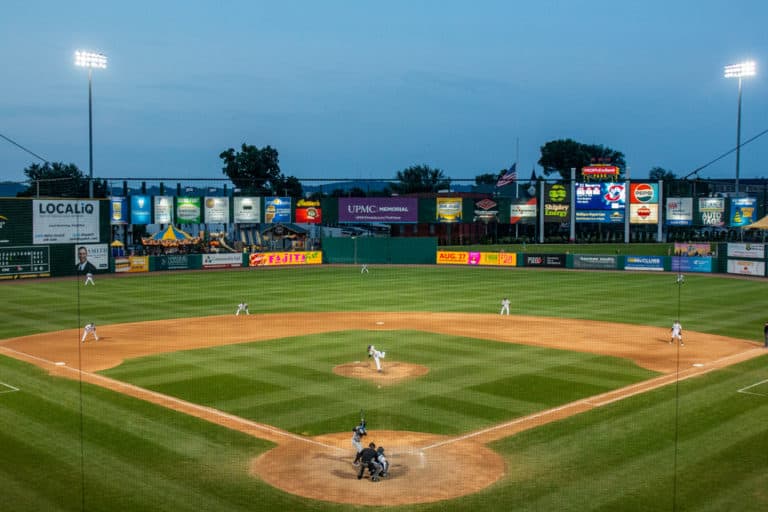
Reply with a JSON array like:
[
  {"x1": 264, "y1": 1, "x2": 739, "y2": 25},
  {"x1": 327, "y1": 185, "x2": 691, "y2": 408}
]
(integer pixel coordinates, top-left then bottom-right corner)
[
  {"x1": 744, "y1": 215, "x2": 768, "y2": 230},
  {"x1": 150, "y1": 226, "x2": 193, "y2": 240},
  {"x1": 110, "y1": 240, "x2": 124, "y2": 247}
]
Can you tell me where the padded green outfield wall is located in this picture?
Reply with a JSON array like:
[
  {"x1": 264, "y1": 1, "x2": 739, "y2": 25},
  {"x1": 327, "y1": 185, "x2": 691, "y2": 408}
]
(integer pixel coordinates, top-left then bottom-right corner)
[{"x1": 321, "y1": 237, "x2": 437, "y2": 264}]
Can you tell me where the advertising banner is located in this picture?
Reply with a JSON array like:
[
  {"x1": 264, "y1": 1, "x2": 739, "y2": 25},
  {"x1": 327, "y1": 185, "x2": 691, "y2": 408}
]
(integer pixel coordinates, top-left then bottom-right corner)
[
  {"x1": 74, "y1": 243, "x2": 109, "y2": 271},
  {"x1": 576, "y1": 210, "x2": 624, "y2": 223},
  {"x1": 630, "y1": 183, "x2": 658, "y2": 204},
  {"x1": 575, "y1": 183, "x2": 626, "y2": 210},
  {"x1": 510, "y1": 201, "x2": 537, "y2": 224},
  {"x1": 156, "y1": 254, "x2": 191, "y2": 271},
  {"x1": 110, "y1": 197, "x2": 128, "y2": 225},
  {"x1": 581, "y1": 165, "x2": 620, "y2": 178},
  {"x1": 33, "y1": 200, "x2": 100, "y2": 244},
  {"x1": 295, "y1": 199, "x2": 322, "y2": 224},
  {"x1": 727, "y1": 243, "x2": 765, "y2": 259},
  {"x1": 249, "y1": 251, "x2": 322, "y2": 266},
  {"x1": 338, "y1": 197, "x2": 418, "y2": 223},
  {"x1": 130, "y1": 195, "x2": 151, "y2": 225},
  {"x1": 233, "y1": 197, "x2": 260, "y2": 223},
  {"x1": 0, "y1": 199, "x2": 33, "y2": 246},
  {"x1": 572, "y1": 255, "x2": 618, "y2": 270},
  {"x1": 523, "y1": 254, "x2": 566, "y2": 267},
  {"x1": 544, "y1": 184, "x2": 570, "y2": 222},
  {"x1": 674, "y1": 243, "x2": 712, "y2": 257},
  {"x1": 629, "y1": 204, "x2": 658, "y2": 224},
  {"x1": 473, "y1": 198, "x2": 499, "y2": 223},
  {"x1": 204, "y1": 197, "x2": 230, "y2": 224},
  {"x1": 729, "y1": 197, "x2": 757, "y2": 227},
  {"x1": 436, "y1": 198, "x2": 463, "y2": 223},
  {"x1": 665, "y1": 197, "x2": 693, "y2": 226},
  {"x1": 727, "y1": 259, "x2": 765, "y2": 276},
  {"x1": 154, "y1": 196, "x2": 174, "y2": 224},
  {"x1": 671, "y1": 257, "x2": 713, "y2": 273},
  {"x1": 176, "y1": 197, "x2": 202, "y2": 224},
  {"x1": 487, "y1": 252, "x2": 517, "y2": 266},
  {"x1": 115, "y1": 255, "x2": 150, "y2": 273},
  {"x1": 698, "y1": 197, "x2": 725, "y2": 226},
  {"x1": 202, "y1": 253, "x2": 242, "y2": 269},
  {"x1": 624, "y1": 255, "x2": 664, "y2": 271},
  {"x1": 436, "y1": 251, "x2": 468, "y2": 264},
  {"x1": 264, "y1": 197, "x2": 291, "y2": 224},
  {"x1": 0, "y1": 246, "x2": 50, "y2": 279}
]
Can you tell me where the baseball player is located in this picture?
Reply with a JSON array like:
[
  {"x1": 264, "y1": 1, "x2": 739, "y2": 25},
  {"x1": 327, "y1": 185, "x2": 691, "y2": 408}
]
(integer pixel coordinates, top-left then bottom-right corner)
[
  {"x1": 235, "y1": 301, "x2": 250, "y2": 316},
  {"x1": 351, "y1": 420, "x2": 367, "y2": 465},
  {"x1": 361, "y1": 264, "x2": 369, "y2": 274},
  {"x1": 81, "y1": 322, "x2": 99, "y2": 343},
  {"x1": 375, "y1": 446, "x2": 389, "y2": 477},
  {"x1": 500, "y1": 297, "x2": 510, "y2": 315},
  {"x1": 357, "y1": 442, "x2": 383, "y2": 482},
  {"x1": 367, "y1": 344, "x2": 385, "y2": 373},
  {"x1": 671, "y1": 320, "x2": 683, "y2": 346},
  {"x1": 84, "y1": 272, "x2": 95, "y2": 286}
]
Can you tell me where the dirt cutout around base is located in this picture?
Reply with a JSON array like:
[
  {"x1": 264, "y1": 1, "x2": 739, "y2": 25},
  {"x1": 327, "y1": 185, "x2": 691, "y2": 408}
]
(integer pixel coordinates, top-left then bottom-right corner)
[
  {"x1": 1, "y1": 312, "x2": 764, "y2": 506},
  {"x1": 333, "y1": 361, "x2": 429, "y2": 385}
]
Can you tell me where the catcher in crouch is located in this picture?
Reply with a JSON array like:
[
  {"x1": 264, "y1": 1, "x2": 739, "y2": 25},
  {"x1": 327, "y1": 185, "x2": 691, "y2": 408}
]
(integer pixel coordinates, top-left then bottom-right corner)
[{"x1": 367, "y1": 344, "x2": 386, "y2": 372}]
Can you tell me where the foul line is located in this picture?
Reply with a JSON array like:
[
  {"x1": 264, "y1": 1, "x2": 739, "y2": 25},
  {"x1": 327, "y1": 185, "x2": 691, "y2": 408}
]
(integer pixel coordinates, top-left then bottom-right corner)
[
  {"x1": 0, "y1": 381, "x2": 20, "y2": 393},
  {"x1": 423, "y1": 348, "x2": 767, "y2": 450},
  {"x1": 737, "y1": 378, "x2": 768, "y2": 397},
  {"x1": 0, "y1": 346, "x2": 342, "y2": 452}
]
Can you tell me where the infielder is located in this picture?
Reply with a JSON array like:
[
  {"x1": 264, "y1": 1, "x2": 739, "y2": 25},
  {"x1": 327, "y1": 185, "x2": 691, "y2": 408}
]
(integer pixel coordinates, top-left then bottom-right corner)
[
  {"x1": 671, "y1": 320, "x2": 683, "y2": 346},
  {"x1": 367, "y1": 344, "x2": 385, "y2": 372},
  {"x1": 500, "y1": 297, "x2": 510, "y2": 315},
  {"x1": 82, "y1": 322, "x2": 99, "y2": 342},
  {"x1": 361, "y1": 264, "x2": 369, "y2": 274},
  {"x1": 351, "y1": 420, "x2": 367, "y2": 465},
  {"x1": 235, "y1": 301, "x2": 250, "y2": 316},
  {"x1": 84, "y1": 272, "x2": 95, "y2": 286}
]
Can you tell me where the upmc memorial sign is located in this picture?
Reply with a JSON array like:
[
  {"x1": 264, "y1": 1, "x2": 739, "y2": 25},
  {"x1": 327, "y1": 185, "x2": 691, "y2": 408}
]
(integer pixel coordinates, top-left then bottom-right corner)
[{"x1": 338, "y1": 197, "x2": 417, "y2": 223}]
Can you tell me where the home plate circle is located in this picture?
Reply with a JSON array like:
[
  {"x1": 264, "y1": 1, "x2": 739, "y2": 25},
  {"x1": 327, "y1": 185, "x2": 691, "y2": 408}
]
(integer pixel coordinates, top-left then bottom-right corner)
[{"x1": 692, "y1": 363, "x2": 704, "y2": 367}]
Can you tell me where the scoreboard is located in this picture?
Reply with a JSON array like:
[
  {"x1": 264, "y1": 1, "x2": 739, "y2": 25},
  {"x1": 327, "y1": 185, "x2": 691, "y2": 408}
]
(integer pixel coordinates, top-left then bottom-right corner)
[{"x1": 0, "y1": 246, "x2": 50, "y2": 279}]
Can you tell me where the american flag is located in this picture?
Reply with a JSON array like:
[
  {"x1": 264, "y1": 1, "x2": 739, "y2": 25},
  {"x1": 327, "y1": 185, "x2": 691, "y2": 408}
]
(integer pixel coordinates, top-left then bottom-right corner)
[{"x1": 495, "y1": 163, "x2": 517, "y2": 187}]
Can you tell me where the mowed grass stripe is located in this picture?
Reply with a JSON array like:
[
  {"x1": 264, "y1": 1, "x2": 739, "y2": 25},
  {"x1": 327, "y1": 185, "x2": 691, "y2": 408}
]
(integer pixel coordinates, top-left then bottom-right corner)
[{"x1": 102, "y1": 330, "x2": 657, "y2": 435}]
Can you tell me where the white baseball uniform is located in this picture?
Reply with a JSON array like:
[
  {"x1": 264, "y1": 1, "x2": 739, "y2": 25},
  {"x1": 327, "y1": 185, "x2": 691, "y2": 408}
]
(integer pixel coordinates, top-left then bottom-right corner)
[
  {"x1": 368, "y1": 345, "x2": 385, "y2": 372},
  {"x1": 500, "y1": 298, "x2": 510, "y2": 315},
  {"x1": 82, "y1": 323, "x2": 99, "y2": 342},
  {"x1": 84, "y1": 272, "x2": 95, "y2": 286},
  {"x1": 671, "y1": 321, "x2": 683, "y2": 345},
  {"x1": 235, "y1": 302, "x2": 249, "y2": 315}
]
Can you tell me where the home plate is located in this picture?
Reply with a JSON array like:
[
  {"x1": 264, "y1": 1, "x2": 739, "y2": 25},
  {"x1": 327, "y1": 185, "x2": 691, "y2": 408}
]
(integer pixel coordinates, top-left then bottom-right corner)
[
  {"x1": 692, "y1": 363, "x2": 704, "y2": 367},
  {"x1": 55, "y1": 362, "x2": 66, "y2": 366},
  {"x1": 375, "y1": 321, "x2": 384, "y2": 325}
]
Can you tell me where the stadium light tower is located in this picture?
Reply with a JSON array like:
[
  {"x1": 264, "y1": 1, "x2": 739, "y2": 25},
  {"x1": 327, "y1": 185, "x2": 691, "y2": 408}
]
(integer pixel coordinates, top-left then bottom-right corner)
[
  {"x1": 74, "y1": 50, "x2": 108, "y2": 198},
  {"x1": 723, "y1": 60, "x2": 756, "y2": 195}
]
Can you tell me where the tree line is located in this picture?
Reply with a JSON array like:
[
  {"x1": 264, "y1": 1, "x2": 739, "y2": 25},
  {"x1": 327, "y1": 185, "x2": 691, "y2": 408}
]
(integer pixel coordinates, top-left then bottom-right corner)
[{"x1": 16, "y1": 138, "x2": 679, "y2": 198}]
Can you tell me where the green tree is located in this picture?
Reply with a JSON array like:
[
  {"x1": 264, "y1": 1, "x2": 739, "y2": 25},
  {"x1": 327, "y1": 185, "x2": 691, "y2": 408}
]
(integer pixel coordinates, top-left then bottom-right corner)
[
  {"x1": 648, "y1": 167, "x2": 676, "y2": 180},
  {"x1": 273, "y1": 175, "x2": 304, "y2": 198},
  {"x1": 18, "y1": 162, "x2": 107, "y2": 198},
  {"x1": 220, "y1": 143, "x2": 295, "y2": 195},
  {"x1": 390, "y1": 164, "x2": 451, "y2": 194},
  {"x1": 538, "y1": 139, "x2": 626, "y2": 180},
  {"x1": 474, "y1": 172, "x2": 500, "y2": 186}
]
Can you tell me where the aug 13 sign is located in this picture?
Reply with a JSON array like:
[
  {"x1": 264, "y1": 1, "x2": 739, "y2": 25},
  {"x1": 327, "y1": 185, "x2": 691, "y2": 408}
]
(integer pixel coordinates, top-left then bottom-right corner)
[{"x1": 33, "y1": 200, "x2": 100, "y2": 244}]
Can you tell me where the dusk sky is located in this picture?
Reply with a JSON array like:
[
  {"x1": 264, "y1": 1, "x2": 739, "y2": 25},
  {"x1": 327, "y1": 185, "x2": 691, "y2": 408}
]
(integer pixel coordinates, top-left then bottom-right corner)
[{"x1": 1, "y1": 1, "x2": 766, "y2": 187}]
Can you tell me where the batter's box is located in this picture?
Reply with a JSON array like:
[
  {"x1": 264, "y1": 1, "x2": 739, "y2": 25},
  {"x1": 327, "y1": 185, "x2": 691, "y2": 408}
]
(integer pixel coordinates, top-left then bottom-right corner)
[
  {"x1": 737, "y1": 379, "x2": 768, "y2": 397},
  {"x1": 0, "y1": 382, "x2": 20, "y2": 394}
]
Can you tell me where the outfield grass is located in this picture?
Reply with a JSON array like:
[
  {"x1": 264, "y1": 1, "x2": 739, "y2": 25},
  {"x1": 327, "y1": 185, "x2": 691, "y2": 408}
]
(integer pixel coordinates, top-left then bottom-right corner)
[{"x1": 1, "y1": 266, "x2": 767, "y2": 511}]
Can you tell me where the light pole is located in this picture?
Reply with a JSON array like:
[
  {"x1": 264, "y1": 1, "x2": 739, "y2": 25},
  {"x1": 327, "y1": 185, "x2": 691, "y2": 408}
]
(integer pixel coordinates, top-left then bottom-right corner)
[
  {"x1": 723, "y1": 60, "x2": 756, "y2": 196},
  {"x1": 74, "y1": 50, "x2": 107, "y2": 198}
]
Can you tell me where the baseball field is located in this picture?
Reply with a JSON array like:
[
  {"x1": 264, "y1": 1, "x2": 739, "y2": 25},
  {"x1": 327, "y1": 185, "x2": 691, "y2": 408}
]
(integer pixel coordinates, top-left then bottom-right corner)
[{"x1": 1, "y1": 265, "x2": 767, "y2": 511}]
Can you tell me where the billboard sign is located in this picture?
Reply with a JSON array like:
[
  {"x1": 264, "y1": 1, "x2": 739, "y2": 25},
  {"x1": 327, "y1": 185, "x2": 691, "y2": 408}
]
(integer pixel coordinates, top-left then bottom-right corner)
[
  {"x1": 338, "y1": 197, "x2": 417, "y2": 223},
  {"x1": 74, "y1": 243, "x2": 109, "y2": 271},
  {"x1": 629, "y1": 183, "x2": 658, "y2": 204},
  {"x1": 176, "y1": 197, "x2": 201, "y2": 224},
  {"x1": 202, "y1": 253, "x2": 242, "y2": 268},
  {"x1": 523, "y1": 254, "x2": 566, "y2": 267},
  {"x1": 629, "y1": 204, "x2": 658, "y2": 224},
  {"x1": 698, "y1": 197, "x2": 725, "y2": 226},
  {"x1": 264, "y1": 197, "x2": 291, "y2": 223},
  {"x1": 624, "y1": 255, "x2": 664, "y2": 271},
  {"x1": 727, "y1": 259, "x2": 765, "y2": 276},
  {"x1": 436, "y1": 198, "x2": 462, "y2": 223},
  {"x1": 572, "y1": 255, "x2": 618, "y2": 270},
  {"x1": 154, "y1": 196, "x2": 174, "y2": 224},
  {"x1": 233, "y1": 197, "x2": 260, "y2": 223},
  {"x1": 110, "y1": 197, "x2": 128, "y2": 225},
  {"x1": 130, "y1": 195, "x2": 151, "y2": 225},
  {"x1": 204, "y1": 197, "x2": 230, "y2": 223},
  {"x1": 671, "y1": 257, "x2": 712, "y2": 273},
  {"x1": 33, "y1": 200, "x2": 100, "y2": 244},
  {"x1": 544, "y1": 184, "x2": 570, "y2": 222},
  {"x1": 729, "y1": 197, "x2": 757, "y2": 227},
  {"x1": 665, "y1": 197, "x2": 693, "y2": 226},
  {"x1": 510, "y1": 201, "x2": 537, "y2": 224},
  {"x1": 727, "y1": 243, "x2": 765, "y2": 259},
  {"x1": 249, "y1": 251, "x2": 322, "y2": 266},
  {"x1": 295, "y1": 199, "x2": 322, "y2": 224}
]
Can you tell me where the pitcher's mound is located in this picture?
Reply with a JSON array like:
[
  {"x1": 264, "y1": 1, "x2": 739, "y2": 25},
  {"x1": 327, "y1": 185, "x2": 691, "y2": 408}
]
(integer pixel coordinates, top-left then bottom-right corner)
[{"x1": 334, "y1": 361, "x2": 429, "y2": 385}]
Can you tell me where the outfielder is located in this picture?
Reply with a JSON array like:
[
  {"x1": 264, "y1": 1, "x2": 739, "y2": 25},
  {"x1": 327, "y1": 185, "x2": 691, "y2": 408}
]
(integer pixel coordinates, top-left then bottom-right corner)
[
  {"x1": 500, "y1": 297, "x2": 510, "y2": 315},
  {"x1": 235, "y1": 301, "x2": 250, "y2": 316},
  {"x1": 671, "y1": 320, "x2": 683, "y2": 346},
  {"x1": 367, "y1": 344, "x2": 385, "y2": 372},
  {"x1": 351, "y1": 420, "x2": 367, "y2": 465},
  {"x1": 82, "y1": 322, "x2": 99, "y2": 343},
  {"x1": 84, "y1": 272, "x2": 95, "y2": 286}
]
